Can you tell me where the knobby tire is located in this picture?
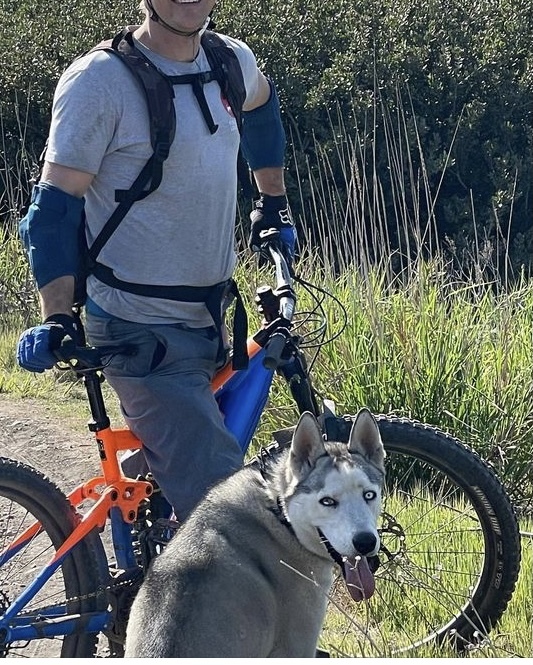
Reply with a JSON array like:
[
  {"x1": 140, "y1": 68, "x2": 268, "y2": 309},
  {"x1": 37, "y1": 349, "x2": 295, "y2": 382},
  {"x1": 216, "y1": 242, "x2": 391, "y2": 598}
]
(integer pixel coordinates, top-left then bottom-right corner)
[{"x1": 0, "y1": 457, "x2": 108, "y2": 658}]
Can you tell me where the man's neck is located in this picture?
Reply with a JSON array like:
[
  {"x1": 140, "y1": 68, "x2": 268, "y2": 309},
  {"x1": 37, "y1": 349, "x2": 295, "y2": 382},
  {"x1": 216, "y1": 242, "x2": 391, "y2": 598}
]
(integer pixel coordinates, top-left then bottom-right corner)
[{"x1": 134, "y1": 21, "x2": 201, "y2": 62}]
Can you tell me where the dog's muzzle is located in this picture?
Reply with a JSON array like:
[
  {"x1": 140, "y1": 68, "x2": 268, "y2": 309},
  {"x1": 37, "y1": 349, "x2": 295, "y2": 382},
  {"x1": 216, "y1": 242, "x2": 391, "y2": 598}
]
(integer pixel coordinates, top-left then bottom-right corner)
[{"x1": 317, "y1": 528, "x2": 379, "y2": 602}]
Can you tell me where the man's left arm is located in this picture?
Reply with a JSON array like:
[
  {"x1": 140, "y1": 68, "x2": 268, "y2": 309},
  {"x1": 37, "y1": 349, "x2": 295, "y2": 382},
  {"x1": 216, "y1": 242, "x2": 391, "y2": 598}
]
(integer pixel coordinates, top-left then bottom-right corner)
[{"x1": 241, "y1": 71, "x2": 296, "y2": 263}]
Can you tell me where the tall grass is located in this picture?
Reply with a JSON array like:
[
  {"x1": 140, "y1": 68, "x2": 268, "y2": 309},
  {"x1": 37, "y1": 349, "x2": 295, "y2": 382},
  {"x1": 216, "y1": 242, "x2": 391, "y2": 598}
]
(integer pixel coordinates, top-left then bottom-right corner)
[
  {"x1": 319, "y1": 516, "x2": 533, "y2": 658},
  {"x1": 262, "y1": 95, "x2": 533, "y2": 507},
  {"x1": 1, "y1": 94, "x2": 532, "y2": 506}
]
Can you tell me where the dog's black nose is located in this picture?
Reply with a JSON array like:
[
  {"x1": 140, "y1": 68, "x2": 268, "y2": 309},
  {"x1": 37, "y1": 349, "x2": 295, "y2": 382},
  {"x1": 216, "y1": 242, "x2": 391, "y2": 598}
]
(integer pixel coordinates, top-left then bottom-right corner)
[{"x1": 353, "y1": 531, "x2": 377, "y2": 555}]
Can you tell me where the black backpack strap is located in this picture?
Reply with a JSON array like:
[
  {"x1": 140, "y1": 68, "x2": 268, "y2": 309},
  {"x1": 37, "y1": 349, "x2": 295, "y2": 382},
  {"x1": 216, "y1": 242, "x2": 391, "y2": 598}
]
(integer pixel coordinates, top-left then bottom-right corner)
[
  {"x1": 205, "y1": 280, "x2": 249, "y2": 371},
  {"x1": 88, "y1": 152, "x2": 163, "y2": 262},
  {"x1": 87, "y1": 28, "x2": 177, "y2": 262},
  {"x1": 98, "y1": 29, "x2": 176, "y2": 204},
  {"x1": 201, "y1": 31, "x2": 252, "y2": 199},
  {"x1": 229, "y1": 283, "x2": 249, "y2": 370},
  {"x1": 201, "y1": 31, "x2": 246, "y2": 131}
]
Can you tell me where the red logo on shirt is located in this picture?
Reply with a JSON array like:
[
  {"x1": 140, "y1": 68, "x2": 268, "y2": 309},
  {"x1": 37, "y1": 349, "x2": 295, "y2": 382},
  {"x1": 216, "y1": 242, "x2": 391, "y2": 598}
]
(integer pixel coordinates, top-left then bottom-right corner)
[{"x1": 220, "y1": 92, "x2": 234, "y2": 117}]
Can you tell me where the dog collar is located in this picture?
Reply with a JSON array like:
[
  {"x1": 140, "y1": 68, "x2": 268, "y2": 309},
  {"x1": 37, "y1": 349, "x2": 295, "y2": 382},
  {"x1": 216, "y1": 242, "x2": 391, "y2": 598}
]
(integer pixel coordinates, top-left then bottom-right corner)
[{"x1": 270, "y1": 497, "x2": 296, "y2": 536}]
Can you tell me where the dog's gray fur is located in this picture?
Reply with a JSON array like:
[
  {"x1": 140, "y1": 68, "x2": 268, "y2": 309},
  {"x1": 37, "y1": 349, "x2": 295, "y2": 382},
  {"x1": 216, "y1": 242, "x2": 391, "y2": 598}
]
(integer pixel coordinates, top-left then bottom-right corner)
[{"x1": 124, "y1": 408, "x2": 385, "y2": 657}]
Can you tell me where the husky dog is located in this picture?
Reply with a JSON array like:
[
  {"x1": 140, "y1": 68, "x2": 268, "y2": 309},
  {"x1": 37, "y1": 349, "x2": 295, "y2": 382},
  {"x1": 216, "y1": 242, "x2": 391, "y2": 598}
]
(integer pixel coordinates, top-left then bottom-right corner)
[{"x1": 124, "y1": 408, "x2": 385, "y2": 658}]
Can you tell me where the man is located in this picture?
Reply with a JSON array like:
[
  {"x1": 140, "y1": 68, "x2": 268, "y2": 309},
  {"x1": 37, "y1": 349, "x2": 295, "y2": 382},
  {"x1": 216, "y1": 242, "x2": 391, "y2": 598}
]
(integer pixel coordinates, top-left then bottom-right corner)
[{"x1": 16, "y1": 0, "x2": 296, "y2": 520}]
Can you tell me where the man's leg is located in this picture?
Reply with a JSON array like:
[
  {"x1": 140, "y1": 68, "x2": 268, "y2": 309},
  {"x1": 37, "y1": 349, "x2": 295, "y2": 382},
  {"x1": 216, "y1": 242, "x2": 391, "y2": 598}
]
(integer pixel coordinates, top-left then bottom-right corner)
[{"x1": 85, "y1": 314, "x2": 243, "y2": 520}]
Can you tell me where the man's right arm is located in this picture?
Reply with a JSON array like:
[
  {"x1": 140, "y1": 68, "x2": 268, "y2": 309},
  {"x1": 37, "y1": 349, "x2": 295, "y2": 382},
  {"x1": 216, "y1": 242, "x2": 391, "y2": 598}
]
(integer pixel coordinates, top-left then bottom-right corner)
[
  {"x1": 40, "y1": 161, "x2": 94, "y2": 199},
  {"x1": 36, "y1": 162, "x2": 94, "y2": 318},
  {"x1": 16, "y1": 162, "x2": 94, "y2": 372}
]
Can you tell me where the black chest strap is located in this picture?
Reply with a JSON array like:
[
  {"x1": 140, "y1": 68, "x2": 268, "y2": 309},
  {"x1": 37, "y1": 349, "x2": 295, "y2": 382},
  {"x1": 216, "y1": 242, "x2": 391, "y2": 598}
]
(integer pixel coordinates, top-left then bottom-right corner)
[{"x1": 166, "y1": 70, "x2": 221, "y2": 135}]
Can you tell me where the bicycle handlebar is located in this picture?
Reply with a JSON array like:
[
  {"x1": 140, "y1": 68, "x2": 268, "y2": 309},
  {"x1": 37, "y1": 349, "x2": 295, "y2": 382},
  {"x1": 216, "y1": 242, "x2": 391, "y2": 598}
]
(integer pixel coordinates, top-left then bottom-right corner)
[
  {"x1": 267, "y1": 240, "x2": 295, "y2": 320},
  {"x1": 263, "y1": 328, "x2": 290, "y2": 370}
]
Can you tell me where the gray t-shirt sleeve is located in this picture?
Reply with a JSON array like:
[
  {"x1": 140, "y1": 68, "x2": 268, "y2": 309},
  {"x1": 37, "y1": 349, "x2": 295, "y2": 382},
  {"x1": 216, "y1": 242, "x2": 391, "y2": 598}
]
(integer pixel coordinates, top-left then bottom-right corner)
[
  {"x1": 218, "y1": 34, "x2": 261, "y2": 106},
  {"x1": 45, "y1": 52, "x2": 122, "y2": 174}
]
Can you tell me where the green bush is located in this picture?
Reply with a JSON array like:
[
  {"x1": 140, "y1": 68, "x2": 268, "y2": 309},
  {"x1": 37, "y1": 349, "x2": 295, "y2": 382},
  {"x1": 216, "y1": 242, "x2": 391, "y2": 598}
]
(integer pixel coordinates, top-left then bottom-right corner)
[
  {"x1": 0, "y1": 0, "x2": 531, "y2": 273},
  {"x1": 0, "y1": 0, "x2": 137, "y2": 198},
  {"x1": 220, "y1": 0, "x2": 533, "y2": 275}
]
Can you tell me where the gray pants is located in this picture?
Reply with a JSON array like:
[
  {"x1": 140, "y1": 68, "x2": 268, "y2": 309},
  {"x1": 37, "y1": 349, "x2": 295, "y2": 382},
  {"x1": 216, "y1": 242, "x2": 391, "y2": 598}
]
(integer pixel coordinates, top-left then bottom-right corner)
[{"x1": 85, "y1": 313, "x2": 243, "y2": 520}]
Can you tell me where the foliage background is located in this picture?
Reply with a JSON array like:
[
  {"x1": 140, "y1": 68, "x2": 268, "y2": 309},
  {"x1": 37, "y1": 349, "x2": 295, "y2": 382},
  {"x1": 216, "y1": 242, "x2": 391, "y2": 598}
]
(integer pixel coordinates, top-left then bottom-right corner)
[
  {"x1": 0, "y1": 0, "x2": 532, "y2": 273},
  {"x1": 0, "y1": 0, "x2": 532, "y2": 501}
]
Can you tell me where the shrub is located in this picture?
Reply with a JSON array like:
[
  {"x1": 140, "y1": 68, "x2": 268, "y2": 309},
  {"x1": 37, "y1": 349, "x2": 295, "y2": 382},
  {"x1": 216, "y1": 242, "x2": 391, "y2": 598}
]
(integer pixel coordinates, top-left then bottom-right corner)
[{"x1": 0, "y1": 0, "x2": 531, "y2": 273}]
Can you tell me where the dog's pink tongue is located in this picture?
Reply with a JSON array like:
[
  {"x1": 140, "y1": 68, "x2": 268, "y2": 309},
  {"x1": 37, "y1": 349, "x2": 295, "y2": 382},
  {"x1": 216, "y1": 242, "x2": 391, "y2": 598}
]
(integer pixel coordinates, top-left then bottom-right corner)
[{"x1": 344, "y1": 557, "x2": 375, "y2": 602}]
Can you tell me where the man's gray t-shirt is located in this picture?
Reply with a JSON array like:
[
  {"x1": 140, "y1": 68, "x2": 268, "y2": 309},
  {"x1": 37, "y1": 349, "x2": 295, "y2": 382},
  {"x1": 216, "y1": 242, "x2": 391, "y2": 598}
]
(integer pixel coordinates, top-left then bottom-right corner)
[{"x1": 46, "y1": 33, "x2": 259, "y2": 327}]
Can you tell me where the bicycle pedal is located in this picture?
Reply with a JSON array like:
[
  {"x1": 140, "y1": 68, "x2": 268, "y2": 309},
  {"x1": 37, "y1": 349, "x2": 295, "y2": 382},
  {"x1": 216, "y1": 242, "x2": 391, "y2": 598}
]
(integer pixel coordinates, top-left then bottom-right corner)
[{"x1": 150, "y1": 518, "x2": 180, "y2": 544}]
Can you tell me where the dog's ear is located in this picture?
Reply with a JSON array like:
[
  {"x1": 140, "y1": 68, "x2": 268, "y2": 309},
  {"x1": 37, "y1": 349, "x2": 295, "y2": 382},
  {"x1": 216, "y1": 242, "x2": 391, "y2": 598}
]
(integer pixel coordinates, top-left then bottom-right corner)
[
  {"x1": 289, "y1": 411, "x2": 326, "y2": 475},
  {"x1": 348, "y1": 408, "x2": 385, "y2": 467}
]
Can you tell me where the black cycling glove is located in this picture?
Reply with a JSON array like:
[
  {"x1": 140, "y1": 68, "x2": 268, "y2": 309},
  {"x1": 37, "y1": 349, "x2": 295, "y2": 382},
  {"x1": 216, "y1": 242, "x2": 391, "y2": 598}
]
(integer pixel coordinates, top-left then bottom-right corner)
[{"x1": 249, "y1": 194, "x2": 297, "y2": 264}]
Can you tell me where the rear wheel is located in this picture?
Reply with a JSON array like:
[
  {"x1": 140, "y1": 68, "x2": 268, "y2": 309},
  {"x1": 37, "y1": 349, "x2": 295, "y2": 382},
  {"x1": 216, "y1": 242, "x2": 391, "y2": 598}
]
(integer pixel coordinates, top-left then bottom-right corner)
[
  {"x1": 0, "y1": 457, "x2": 108, "y2": 658},
  {"x1": 319, "y1": 416, "x2": 521, "y2": 657}
]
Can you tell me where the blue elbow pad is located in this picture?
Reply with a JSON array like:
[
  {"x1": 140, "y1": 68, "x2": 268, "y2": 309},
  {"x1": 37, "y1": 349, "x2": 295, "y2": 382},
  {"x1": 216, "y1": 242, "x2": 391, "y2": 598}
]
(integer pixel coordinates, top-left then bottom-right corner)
[
  {"x1": 241, "y1": 79, "x2": 286, "y2": 171},
  {"x1": 19, "y1": 182, "x2": 85, "y2": 290}
]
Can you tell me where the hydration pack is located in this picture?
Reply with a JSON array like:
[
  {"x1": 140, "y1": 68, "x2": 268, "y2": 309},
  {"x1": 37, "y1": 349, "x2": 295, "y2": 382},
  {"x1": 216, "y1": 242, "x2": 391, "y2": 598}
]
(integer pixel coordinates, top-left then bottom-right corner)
[
  {"x1": 82, "y1": 26, "x2": 250, "y2": 369},
  {"x1": 86, "y1": 25, "x2": 248, "y2": 273}
]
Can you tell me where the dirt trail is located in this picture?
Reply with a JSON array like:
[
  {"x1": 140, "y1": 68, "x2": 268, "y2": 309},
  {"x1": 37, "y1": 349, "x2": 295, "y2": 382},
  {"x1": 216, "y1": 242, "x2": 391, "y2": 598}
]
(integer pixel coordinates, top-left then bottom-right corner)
[
  {"x1": 0, "y1": 393, "x2": 101, "y2": 491},
  {"x1": 0, "y1": 394, "x2": 111, "y2": 657}
]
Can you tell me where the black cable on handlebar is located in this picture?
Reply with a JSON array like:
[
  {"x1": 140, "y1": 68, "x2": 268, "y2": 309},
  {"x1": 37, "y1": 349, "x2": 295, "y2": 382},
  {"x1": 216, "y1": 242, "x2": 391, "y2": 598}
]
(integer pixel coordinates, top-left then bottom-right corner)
[
  {"x1": 294, "y1": 275, "x2": 348, "y2": 346},
  {"x1": 257, "y1": 232, "x2": 348, "y2": 372}
]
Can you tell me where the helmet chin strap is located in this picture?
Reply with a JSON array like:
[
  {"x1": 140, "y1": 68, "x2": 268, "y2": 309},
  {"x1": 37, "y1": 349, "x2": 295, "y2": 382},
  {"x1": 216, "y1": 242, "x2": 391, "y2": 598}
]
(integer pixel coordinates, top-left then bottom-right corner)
[{"x1": 145, "y1": 0, "x2": 211, "y2": 37}]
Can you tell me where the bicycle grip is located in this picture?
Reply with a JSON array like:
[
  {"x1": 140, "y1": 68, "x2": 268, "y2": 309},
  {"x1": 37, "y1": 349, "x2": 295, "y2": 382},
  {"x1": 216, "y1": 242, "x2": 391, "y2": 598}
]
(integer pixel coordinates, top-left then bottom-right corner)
[{"x1": 263, "y1": 330, "x2": 288, "y2": 370}]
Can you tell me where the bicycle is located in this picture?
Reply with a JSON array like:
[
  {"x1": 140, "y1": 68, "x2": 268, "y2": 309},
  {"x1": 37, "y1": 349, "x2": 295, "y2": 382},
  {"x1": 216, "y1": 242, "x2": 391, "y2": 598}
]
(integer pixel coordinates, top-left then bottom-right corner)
[{"x1": 0, "y1": 234, "x2": 522, "y2": 658}]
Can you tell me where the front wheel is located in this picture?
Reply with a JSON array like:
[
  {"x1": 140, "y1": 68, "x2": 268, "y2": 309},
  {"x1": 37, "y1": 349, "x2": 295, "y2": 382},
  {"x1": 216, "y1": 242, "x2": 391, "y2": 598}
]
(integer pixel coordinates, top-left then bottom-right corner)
[
  {"x1": 320, "y1": 415, "x2": 521, "y2": 657},
  {"x1": 0, "y1": 457, "x2": 108, "y2": 658}
]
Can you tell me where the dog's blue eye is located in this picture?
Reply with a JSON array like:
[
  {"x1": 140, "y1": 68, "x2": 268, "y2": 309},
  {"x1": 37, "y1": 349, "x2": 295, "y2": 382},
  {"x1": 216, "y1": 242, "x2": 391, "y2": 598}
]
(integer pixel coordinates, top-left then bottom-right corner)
[
  {"x1": 364, "y1": 491, "x2": 377, "y2": 502},
  {"x1": 319, "y1": 497, "x2": 337, "y2": 507}
]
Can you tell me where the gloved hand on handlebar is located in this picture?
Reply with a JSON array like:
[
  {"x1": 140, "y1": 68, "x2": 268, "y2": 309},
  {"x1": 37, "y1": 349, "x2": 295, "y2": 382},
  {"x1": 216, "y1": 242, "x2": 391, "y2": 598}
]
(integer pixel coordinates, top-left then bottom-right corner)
[
  {"x1": 16, "y1": 314, "x2": 81, "y2": 373},
  {"x1": 249, "y1": 194, "x2": 297, "y2": 266}
]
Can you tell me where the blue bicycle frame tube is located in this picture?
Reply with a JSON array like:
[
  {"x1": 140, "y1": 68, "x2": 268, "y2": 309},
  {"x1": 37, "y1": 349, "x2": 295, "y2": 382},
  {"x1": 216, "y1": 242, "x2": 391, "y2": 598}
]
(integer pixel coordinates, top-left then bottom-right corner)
[
  {"x1": 110, "y1": 506, "x2": 138, "y2": 570},
  {"x1": 215, "y1": 347, "x2": 275, "y2": 451},
  {"x1": 0, "y1": 548, "x2": 110, "y2": 643},
  {"x1": 3, "y1": 611, "x2": 108, "y2": 643},
  {"x1": 1, "y1": 543, "x2": 110, "y2": 640},
  {"x1": 0, "y1": 529, "x2": 41, "y2": 566}
]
